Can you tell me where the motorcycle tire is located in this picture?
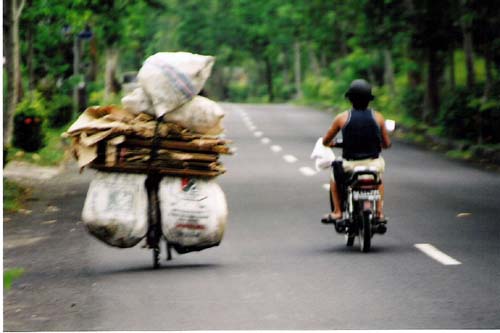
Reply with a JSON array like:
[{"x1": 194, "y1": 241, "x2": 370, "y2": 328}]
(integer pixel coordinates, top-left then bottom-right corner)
[
  {"x1": 359, "y1": 210, "x2": 372, "y2": 253},
  {"x1": 345, "y1": 233, "x2": 355, "y2": 247}
]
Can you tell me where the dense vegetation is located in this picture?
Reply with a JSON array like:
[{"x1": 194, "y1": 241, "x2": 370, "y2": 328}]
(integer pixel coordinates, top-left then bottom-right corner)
[{"x1": 4, "y1": 0, "x2": 500, "y2": 157}]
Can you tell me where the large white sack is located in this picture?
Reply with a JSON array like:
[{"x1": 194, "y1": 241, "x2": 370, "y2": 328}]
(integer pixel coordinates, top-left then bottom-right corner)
[
  {"x1": 82, "y1": 172, "x2": 148, "y2": 248},
  {"x1": 138, "y1": 52, "x2": 215, "y2": 118},
  {"x1": 164, "y1": 96, "x2": 224, "y2": 135},
  {"x1": 121, "y1": 87, "x2": 153, "y2": 116},
  {"x1": 159, "y1": 177, "x2": 227, "y2": 252}
]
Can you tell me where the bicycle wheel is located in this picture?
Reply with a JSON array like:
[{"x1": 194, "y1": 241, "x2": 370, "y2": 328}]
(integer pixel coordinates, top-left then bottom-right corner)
[
  {"x1": 146, "y1": 175, "x2": 162, "y2": 268},
  {"x1": 153, "y1": 247, "x2": 160, "y2": 268}
]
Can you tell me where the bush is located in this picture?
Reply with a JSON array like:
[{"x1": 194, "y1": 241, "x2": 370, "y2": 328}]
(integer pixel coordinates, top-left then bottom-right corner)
[
  {"x1": 400, "y1": 86, "x2": 424, "y2": 120},
  {"x1": 13, "y1": 93, "x2": 46, "y2": 152},
  {"x1": 227, "y1": 82, "x2": 250, "y2": 102},
  {"x1": 438, "y1": 86, "x2": 481, "y2": 141},
  {"x1": 47, "y1": 94, "x2": 73, "y2": 128}
]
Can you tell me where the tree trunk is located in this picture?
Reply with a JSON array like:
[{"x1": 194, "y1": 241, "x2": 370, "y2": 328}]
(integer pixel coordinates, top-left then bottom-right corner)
[
  {"x1": 460, "y1": 14, "x2": 475, "y2": 87},
  {"x1": 293, "y1": 40, "x2": 302, "y2": 99},
  {"x1": 264, "y1": 56, "x2": 274, "y2": 102},
  {"x1": 89, "y1": 35, "x2": 98, "y2": 82},
  {"x1": 483, "y1": 44, "x2": 493, "y2": 99},
  {"x1": 423, "y1": 50, "x2": 443, "y2": 124},
  {"x1": 383, "y1": 48, "x2": 395, "y2": 96},
  {"x1": 104, "y1": 47, "x2": 121, "y2": 102},
  {"x1": 3, "y1": 0, "x2": 26, "y2": 146},
  {"x1": 282, "y1": 50, "x2": 290, "y2": 87},
  {"x1": 27, "y1": 25, "x2": 35, "y2": 92},
  {"x1": 308, "y1": 43, "x2": 321, "y2": 76},
  {"x1": 448, "y1": 49, "x2": 456, "y2": 91}
]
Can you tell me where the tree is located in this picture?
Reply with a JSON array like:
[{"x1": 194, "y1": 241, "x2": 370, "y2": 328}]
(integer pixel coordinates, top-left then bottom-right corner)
[{"x1": 3, "y1": 0, "x2": 26, "y2": 146}]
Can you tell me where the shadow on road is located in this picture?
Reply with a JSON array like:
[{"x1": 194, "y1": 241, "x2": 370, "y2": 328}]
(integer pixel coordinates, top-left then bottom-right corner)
[
  {"x1": 91, "y1": 263, "x2": 223, "y2": 276},
  {"x1": 313, "y1": 243, "x2": 415, "y2": 256}
]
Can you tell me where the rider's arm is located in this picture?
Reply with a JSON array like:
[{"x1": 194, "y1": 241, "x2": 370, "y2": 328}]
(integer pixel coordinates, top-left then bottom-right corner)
[
  {"x1": 322, "y1": 114, "x2": 343, "y2": 147},
  {"x1": 375, "y1": 111, "x2": 392, "y2": 149}
]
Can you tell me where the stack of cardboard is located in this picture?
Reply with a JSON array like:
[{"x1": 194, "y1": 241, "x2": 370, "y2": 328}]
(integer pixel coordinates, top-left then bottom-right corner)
[{"x1": 63, "y1": 105, "x2": 231, "y2": 178}]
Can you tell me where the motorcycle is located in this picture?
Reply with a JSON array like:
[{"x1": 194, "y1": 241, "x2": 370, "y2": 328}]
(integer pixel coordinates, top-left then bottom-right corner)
[
  {"x1": 326, "y1": 151, "x2": 386, "y2": 252},
  {"x1": 316, "y1": 119, "x2": 395, "y2": 253}
]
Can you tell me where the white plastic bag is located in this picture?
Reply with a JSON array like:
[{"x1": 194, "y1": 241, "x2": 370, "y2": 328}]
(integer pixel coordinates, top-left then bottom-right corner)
[
  {"x1": 164, "y1": 96, "x2": 224, "y2": 135},
  {"x1": 159, "y1": 177, "x2": 227, "y2": 252},
  {"x1": 121, "y1": 87, "x2": 153, "y2": 116},
  {"x1": 310, "y1": 137, "x2": 336, "y2": 171},
  {"x1": 138, "y1": 52, "x2": 215, "y2": 118},
  {"x1": 82, "y1": 172, "x2": 148, "y2": 248}
]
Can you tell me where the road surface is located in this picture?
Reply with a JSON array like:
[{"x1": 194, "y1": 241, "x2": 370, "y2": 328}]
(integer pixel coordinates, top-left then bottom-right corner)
[{"x1": 4, "y1": 103, "x2": 500, "y2": 330}]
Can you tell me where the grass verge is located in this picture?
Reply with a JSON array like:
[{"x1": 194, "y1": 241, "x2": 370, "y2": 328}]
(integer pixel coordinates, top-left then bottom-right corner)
[
  {"x1": 3, "y1": 178, "x2": 31, "y2": 213},
  {"x1": 4, "y1": 268, "x2": 25, "y2": 290}
]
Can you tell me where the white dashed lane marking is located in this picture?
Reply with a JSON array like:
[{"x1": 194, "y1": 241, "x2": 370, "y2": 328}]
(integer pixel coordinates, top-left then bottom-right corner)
[
  {"x1": 323, "y1": 183, "x2": 330, "y2": 191},
  {"x1": 261, "y1": 137, "x2": 271, "y2": 144},
  {"x1": 299, "y1": 167, "x2": 317, "y2": 176},
  {"x1": 271, "y1": 145, "x2": 282, "y2": 153},
  {"x1": 415, "y1": 243, "x2": 462, "y2": 266},
  {"x1": 283, "y1": 155, "x2": 298, "y2": 163},
  {"x1": 254, "y1": 131, "x2": 263, "y2": 138}
]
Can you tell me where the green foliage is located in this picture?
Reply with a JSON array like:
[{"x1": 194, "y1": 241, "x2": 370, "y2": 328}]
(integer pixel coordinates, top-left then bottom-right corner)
[
  {"x1": 3, "y1": 179, "x2": 30, "y2": 213},
  {"x1": 13, "y1": 93, "x2": 47, "y2": 151},
  {"x1": 8, "y1": 0, "x2": 500, "y2": 150},
  {"x1": 9, "y1": 126, "x2": 69, "y2": 166},
  {"x1": 400, "y1": 86, "x2": 425, "y2": 120},
  {"x1": 47, "y1": 94, "x2": 73, "y2": 128},
  {"x1": 4, "y1": 268, "x2": 25, "y2": 290}
]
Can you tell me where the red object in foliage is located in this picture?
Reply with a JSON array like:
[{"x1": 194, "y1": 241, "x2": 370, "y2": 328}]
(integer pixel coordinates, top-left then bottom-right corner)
[{"x1": 24, "y1": 117, "x2": 33, "y2": 125}]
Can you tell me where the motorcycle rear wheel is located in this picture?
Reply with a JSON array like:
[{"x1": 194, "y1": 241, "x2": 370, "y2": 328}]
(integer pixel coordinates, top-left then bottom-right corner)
[
  {"x1": 345, "y1": 233, "x2": 355, "y2": 247},
  {"x1": 358, "y1": 210, "x2": 372, "y2": 253}
]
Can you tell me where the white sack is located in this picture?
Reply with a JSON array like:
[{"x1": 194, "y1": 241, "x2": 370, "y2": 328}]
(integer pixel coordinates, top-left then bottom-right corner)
[
  {"x1": 164, "y1": 96, "x2": 224, "y2": 135},
  {"x1": 82, "y1": 172, "x2": 148, "y2": 248},
  {"x1": 138, "y1": 52, "x2": 215, "y2": 118},
  {"x1": 310, "y1": 137, "x2": 336, "y2": 171},
  {"x1": 121, "y1": 87, "x2": 153, "y2": 116},
  {"x1": 159, "y1": 177, "x2": 227, "y2": 252}
]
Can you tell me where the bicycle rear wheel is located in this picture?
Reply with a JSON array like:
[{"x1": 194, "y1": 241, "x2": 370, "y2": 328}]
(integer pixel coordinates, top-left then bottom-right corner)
[{"x1": 147, "y1": 175, "x2": 162, "y2": 269}]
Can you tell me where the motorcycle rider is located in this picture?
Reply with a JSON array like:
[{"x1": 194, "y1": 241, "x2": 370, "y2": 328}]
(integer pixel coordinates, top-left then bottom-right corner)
[{"x1": 322, "y1": 79, "x2": 391, "y2": 223}]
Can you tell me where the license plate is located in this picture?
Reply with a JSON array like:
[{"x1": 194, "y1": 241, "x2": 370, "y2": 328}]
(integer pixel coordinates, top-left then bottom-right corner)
[{"x1": 353, "y1": 190, "x2": 380, "y2": 201}]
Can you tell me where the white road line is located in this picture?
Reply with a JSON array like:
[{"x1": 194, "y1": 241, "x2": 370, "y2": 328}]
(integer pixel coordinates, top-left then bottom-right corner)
[
  {"x1": 254, "y1": 131, "x2": 263, "y2": 138},
  {"x1": 270, "y1": 145, "x2": 282, "y2": 153},
  {"x1": 299, "y1": 166, "x2": 317, "y2": 176},
  {"x1": 249, "y1": 125, "x2": 257, "y2": 131},
  {"x1": 261, "y1": 137, "x2": 271, "y2": 144},
  {"x1": 323, "y1": 183, "x2": 330, "y2": 191},
  {"x1": 283, "y1": 154, "x2": 298, "y2": 163},
  {"x1": 414, "y1": 243, "x2": 462, "y2": 266}
]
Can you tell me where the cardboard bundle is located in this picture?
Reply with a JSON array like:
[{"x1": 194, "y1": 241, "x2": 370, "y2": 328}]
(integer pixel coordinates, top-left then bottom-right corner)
[{"x1": 63, "y1": 105, "x2": 231, "y2": 178}]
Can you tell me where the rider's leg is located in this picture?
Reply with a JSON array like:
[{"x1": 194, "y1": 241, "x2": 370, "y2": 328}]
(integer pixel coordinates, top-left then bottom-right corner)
[
  {"x1": 377, "y1": 182, "x2": 385, "y2": 219},
  {"x1": 330, "y1": 179, "x2": 342, "y2": 219}
]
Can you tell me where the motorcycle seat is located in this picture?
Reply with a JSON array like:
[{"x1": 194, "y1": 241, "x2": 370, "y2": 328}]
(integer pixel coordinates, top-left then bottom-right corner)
[{"x1": 346, "y1": 166, "x2": 381, "y2": 189}]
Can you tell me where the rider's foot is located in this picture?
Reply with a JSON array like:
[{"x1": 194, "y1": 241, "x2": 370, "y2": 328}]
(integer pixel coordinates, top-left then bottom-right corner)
[
  {"x1": 321, "y1": 212, "x2": 342, "y2": 224},
  {"x1": 375, "y1": 214, "x2": 387, "y2": 224}
]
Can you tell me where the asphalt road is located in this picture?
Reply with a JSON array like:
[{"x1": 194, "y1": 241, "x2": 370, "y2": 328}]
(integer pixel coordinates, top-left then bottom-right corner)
[{"x1": 4, "y1": 103, "x2": 500, "y2": 330}]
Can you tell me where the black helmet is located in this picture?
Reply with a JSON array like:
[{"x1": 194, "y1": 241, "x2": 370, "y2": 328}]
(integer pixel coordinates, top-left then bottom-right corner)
[{"x1": 345, "y1": 79, "x2": 375, "y2": 101}]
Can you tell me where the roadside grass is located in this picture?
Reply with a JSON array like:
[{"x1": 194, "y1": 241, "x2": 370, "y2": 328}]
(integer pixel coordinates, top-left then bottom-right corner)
[
  {"x1": 3, "y1": 178, "x2": 31, "y2": 213},
  {"x1": 4, "y1": 268, "x2": 25, "y2": 290}
]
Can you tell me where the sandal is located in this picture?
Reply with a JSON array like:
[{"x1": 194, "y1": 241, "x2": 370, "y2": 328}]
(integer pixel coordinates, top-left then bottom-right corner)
[{"x1": 321, "y1": 213, "x2": 341, "y2": 224}]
